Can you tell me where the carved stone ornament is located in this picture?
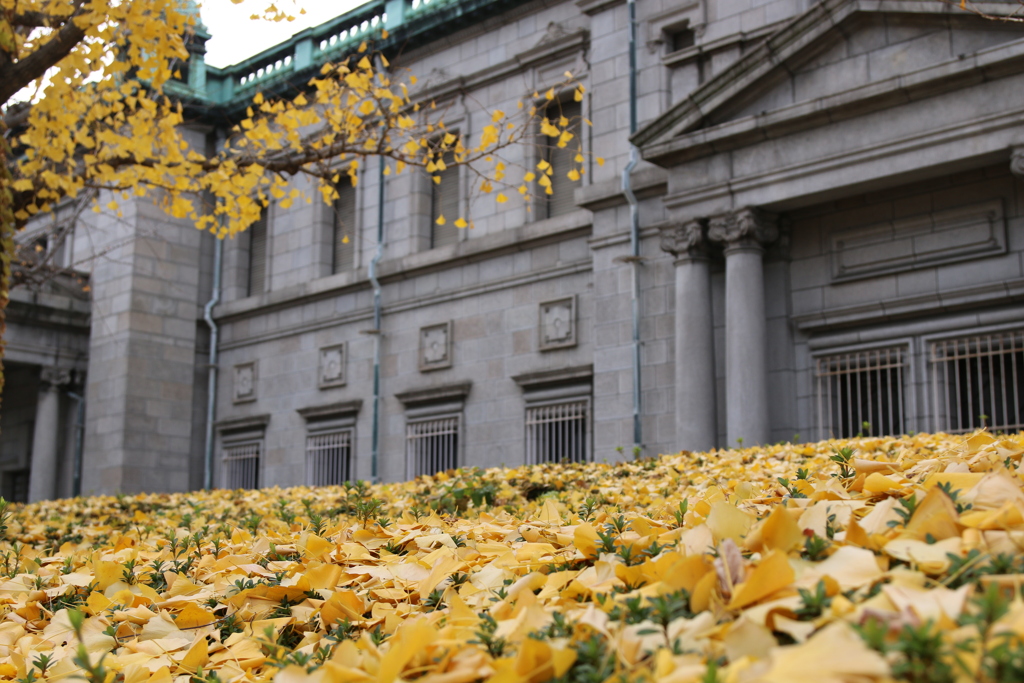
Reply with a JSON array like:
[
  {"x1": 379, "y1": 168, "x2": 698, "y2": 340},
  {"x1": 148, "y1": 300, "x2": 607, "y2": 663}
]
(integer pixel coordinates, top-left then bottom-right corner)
[
  {"x1": 233, "y1": 362, "x2": 257, "y2": 403},
  {"x1": 1011, "y1": 147, "x2": 1024, "y2": 178},
  {"x1": 659, "y1": 219, "x2": 707, "y2": 259},
  {"x1": 40, "y1": 366, "x2": 72, "y2": 388},
  {"x1": 539, "y1": 296, "x2": 577, "y2": 350},
  {"x1": 419, "y1": 322, "x2": 452, "y2": 372},
  {"x1": 318, "y1": 343, "x2": 347, "y2": 389},
  {"x1": 708, "y1": 207, "x2": 778, "y2": 249}
]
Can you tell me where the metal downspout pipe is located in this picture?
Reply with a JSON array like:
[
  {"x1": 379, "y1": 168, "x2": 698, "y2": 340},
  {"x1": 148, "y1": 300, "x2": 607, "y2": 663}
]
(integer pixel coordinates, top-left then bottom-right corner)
[
  {"x1": 623, "y1": 0, "x2": 643, "y2": 456},
  {"x1": 368, "y1": 157, "x2": 386, "y2": 483},
  {"x1": 202, "y1": 236, "x2": 223, "y2": 490}
]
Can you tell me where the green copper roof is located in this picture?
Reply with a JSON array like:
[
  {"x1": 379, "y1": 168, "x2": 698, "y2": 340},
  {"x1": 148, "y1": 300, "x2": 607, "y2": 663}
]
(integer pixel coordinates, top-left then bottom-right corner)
[{"x1": 170, "y1": 0, "x2": 531, "y2": 115}]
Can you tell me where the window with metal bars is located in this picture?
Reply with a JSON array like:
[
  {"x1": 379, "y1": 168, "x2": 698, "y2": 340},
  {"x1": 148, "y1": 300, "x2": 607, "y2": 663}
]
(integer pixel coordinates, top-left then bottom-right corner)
[
  {"x1": 406, "y1": 415, "x2": 459, "y2": 478},
  {"x1": 525, "y1": 399, "x2": 590, "y2": 465},
  {"x1": 247, "y1": 209, "x2": 268, "y2": 296},
  {"x1": 541, "y1": 100, "x2": 582, "y2": 219},
  {"x1": 815, "y1": 347, "x2": 906, "y2": 439},
  {"x1": 306, "y1": 429, "x2": 353, "y2": 486},
  {"x1": 930, "y1": 329, "x2": 1024, "y2": 434},
  {"x1": 222, "y1": 439, "x2": 261, "y2": 489},
  {"x1": 429, "y1": 150, "x2": 459, "y2": 249},
  {"x1": 333, "y1": 183, "x2": 356, "y2": 273}
]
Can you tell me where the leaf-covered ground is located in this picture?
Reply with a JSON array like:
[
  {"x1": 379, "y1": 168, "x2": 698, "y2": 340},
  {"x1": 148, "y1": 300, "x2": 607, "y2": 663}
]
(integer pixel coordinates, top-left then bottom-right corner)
[{"x1": 3, "y1": 432, "x2": 1024, "y2": 683}]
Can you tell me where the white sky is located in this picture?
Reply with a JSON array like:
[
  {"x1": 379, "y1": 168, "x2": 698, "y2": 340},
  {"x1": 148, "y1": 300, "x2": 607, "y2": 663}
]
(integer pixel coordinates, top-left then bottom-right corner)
[{"x1": 200, "y1": 1, "x2": 367, "y2": 68}]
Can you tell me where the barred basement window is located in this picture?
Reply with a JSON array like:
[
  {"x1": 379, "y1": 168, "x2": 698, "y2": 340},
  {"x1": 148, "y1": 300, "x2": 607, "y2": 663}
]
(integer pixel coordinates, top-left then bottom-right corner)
[
  {"x1": 816, "y1": 347, "x2": 906, "y2": 439},
  {"x1": 306, "y1": 429, "x2": 353, "y2": 486},
  {"x1": 406, "y1": 415, "x2": 459, "y2": 478},
  {"x1": 930, "y1": 329, "x2": 1024, "y2": 434},
  {"x1": 525, "y1": 399, "x2": 590, "y2": 465},
  {"x1": 223, "y1": 439, "x2": 261, "y2": 489}
]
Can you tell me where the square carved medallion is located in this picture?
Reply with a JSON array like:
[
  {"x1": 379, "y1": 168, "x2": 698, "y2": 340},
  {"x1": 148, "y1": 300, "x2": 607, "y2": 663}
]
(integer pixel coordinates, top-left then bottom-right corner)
[
  {"x1": 419, "y1": 321, "x2": 452, "y2": 372},
  {"x1": 233, "y1": 362, "x2": 257, "y2": 403},
  {"x1": 318, "y1": 343, "x2": 347, "y2": 389},
  {"x1": 539, "y1": 296, "x2": 576, "y2": 350}
]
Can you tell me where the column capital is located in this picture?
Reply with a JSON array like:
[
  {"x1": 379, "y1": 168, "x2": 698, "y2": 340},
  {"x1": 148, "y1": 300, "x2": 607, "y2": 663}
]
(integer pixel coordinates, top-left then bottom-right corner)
[
  {"x1": 708, "y1": 207, "x2": 778, "y2": 251},
  {"x1": 1011, "y1": 146, "x2": 1024, "y2": 179},
  {"x1": 659, "y1": 219, "x2": 710, "y2": 261},
  {"x1": 40, "y1": 366, "x2": 72, "y2": 388}
]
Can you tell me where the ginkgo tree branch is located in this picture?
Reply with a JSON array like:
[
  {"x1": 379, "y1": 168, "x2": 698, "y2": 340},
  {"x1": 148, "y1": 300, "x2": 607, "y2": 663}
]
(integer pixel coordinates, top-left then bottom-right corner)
[{"x1": 0, "y1": 1, "x2": 92, "y2": 104}]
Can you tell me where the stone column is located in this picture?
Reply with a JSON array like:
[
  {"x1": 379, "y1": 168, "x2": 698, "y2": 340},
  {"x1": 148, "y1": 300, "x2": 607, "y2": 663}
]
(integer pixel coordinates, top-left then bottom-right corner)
[
  {"x1": 28, "y1": 367, "x2": 70, "y2": 503},
  {"x1": 708, "y1": 208, "x2": 777, "y2": 447},
  {"x1": 660, "y1": 220, "x2": 717, "y2": 452}
]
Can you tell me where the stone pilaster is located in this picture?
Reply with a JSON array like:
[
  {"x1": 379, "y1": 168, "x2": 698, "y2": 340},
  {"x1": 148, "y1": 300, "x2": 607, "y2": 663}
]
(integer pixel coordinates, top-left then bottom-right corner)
[
  {"x1": 708, "y1": 207, "x2": 777, "y2": 447},
  {"x1": 660, "y1": 219, "x2": 717, "y2": 452},
  {"x1": 28, "y1": 367, "x2": 71, "y2": 503}
]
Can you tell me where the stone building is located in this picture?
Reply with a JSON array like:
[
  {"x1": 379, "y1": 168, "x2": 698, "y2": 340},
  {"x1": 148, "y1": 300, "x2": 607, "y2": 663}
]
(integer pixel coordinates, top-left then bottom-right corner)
[{"x1": 3, "y1": 0, "x2": 1024, "y2": 499}]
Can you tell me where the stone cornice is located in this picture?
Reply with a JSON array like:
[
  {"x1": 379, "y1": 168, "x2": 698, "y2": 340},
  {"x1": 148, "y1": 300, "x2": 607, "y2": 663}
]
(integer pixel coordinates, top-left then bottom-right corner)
[
  {"x1": 395, "y1": 381, "x2": 472, "y2": 407},
  {"x1": 214, "y1": 210, "x2": 591, "y2": 324},
  {"x1": 511, "y1": 363, "x2": 593, "y2": 389},
  {"x1": 408, "y1": 27, "x2": 589, "y2": 105},
  {"x1": 574, "y1": 0, "x2": 625, "y2": 16},
  {"x1": 574, "y1": 166, "x2": 667, "y2": 212},
  {"x1": 215, "y1": 414, "x2": 271, "y2": 432},
  {"x1": 793, "y1": 278, "x2": 1024, "y2": 332},
  {"x1": 297, "y1": 400, "x2": 363, "y2": 421}
]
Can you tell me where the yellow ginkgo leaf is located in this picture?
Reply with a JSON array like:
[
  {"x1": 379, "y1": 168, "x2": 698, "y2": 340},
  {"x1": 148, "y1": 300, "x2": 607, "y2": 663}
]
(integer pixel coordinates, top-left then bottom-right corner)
[
  {"x1": 436, "y1": 215, "x2": 446, "y2": 225},
  {"x1": 454, "y1": 217, "x2": 468, "y2": 228}
]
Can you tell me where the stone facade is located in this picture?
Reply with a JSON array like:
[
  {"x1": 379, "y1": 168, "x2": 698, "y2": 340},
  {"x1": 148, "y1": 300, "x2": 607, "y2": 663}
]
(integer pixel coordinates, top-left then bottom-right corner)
[{"x1": 4, "y1": 0, "x2": 1024, "y2": 499}]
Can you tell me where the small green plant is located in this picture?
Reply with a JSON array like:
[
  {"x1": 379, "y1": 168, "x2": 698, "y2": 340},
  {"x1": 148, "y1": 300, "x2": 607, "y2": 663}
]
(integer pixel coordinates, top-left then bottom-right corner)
[
  {"x1": 354, "y1": 499, "x2": 385, "y2": 527},
  {"x1": 470, "y1": 613, "x2": 508, "y2": 658},
  {"x1": 829, "y1": 446, "x2": 855, "y2": 479},
  {"x1": 777, "y1": 477, "x2": 807, "y2": 499},
  {"x1": 794, "y1": 580, "x2": 832, "y2": 620},
  {"x1": 890, "y1": 493, "x2": 919, "y2": 527},
  {"x1": 577, "y1": 497, "x2": 599, "y2": 522},
  {"x1": 802, "y1": 533, "x2": 831, "y2": 561},
  {"x1": 673, "y1": 500, "x2": 689, "y2": 528},
  {"x1": 936, "y1": 482, "x2": 973, "y2": 514}
]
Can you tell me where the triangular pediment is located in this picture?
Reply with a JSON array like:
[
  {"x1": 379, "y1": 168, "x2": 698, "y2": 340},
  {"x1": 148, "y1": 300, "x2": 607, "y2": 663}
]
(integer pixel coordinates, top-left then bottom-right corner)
[{"x1": 634, "y1": 0, "x2": 1024, "y2": 162}]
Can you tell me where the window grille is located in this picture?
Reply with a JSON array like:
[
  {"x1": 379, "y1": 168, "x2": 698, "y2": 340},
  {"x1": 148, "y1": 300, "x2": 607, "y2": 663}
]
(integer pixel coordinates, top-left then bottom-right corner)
[
  {"x1": 430, "y1": 151, "x2": 459, "y2": 248},
  {"x1": 816, "y1": 347, "x2": 906, "y2": 439},
  {"x1": 525, "y1": 399, "x2": 590, "y2": 465},
  {"x1": 223, "y1": 440, "x2": 261, "y2": 489},
  {"x1": 247, "y1": 210, "x2": 268, "y2": 296},
  {"x1": 333, "y1": 183, "x2": 356, "y2": 273},
  {"x1": 930, "y1": 330, "x2": 1024, "y2": 434},
  {"x1": 306, "y1": 429, "x2": 353, "y2": 486},
  {"x1": 542, "y1": 100, "x2": 581, "y2": 219},
  {"x1": 406, "y1": 415, "x2": 459, "y2": 478}
]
